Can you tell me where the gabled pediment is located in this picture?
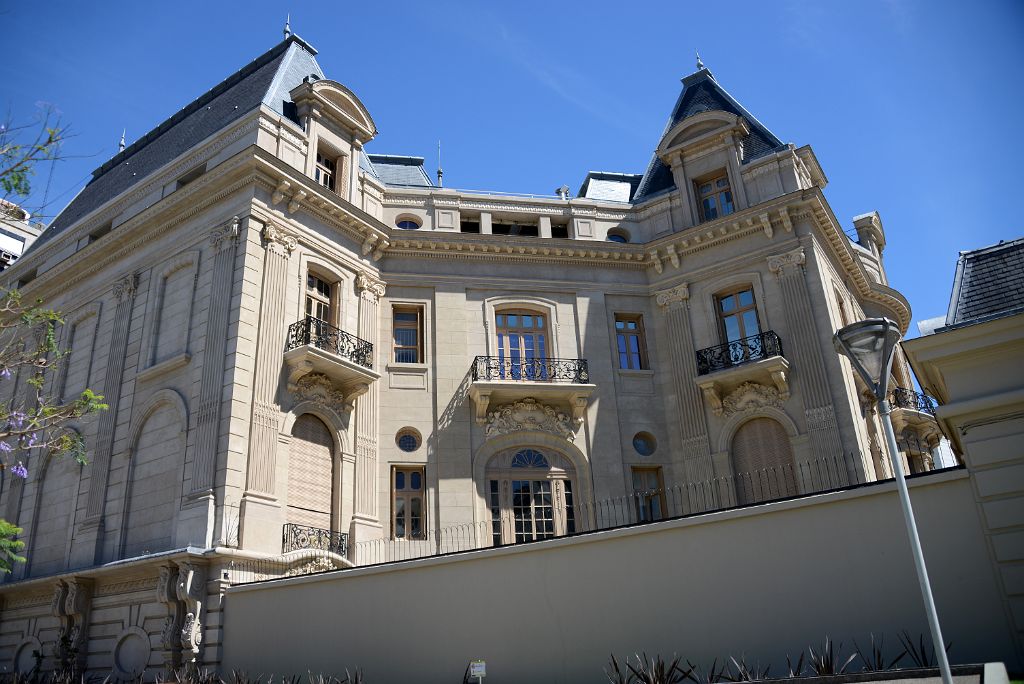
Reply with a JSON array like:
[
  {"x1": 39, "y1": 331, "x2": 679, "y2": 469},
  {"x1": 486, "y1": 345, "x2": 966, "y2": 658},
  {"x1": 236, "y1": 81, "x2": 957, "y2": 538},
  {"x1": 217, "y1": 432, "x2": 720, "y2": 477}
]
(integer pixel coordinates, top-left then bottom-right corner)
[
  {"x1": 657, "y1": 111, "x2": 749, "y2": 160},
  {"x1": 290, "y1": 79, "x2": 378, "y2": 141}
]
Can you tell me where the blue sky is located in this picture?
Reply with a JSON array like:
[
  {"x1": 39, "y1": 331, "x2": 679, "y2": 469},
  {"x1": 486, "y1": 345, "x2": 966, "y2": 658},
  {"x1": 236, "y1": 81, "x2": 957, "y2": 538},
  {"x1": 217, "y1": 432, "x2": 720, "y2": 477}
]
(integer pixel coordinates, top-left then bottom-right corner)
[{"x1": 3, "y1": 0, "x2": 1022, "y2": 332}]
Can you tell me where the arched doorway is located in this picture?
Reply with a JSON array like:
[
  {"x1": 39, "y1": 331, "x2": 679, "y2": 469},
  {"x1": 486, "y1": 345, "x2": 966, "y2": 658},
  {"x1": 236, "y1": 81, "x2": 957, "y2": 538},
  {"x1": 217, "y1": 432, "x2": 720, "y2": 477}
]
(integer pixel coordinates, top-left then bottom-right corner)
[
  {"x1": 485, "y1": 448, "x2": 576, "y2": 545},
  {"x1": 730, "y1": 417, "x2": 797, "y2": 505},
  {"x1": 287, "y1": 414, "x2": 335, "y2": 531}
]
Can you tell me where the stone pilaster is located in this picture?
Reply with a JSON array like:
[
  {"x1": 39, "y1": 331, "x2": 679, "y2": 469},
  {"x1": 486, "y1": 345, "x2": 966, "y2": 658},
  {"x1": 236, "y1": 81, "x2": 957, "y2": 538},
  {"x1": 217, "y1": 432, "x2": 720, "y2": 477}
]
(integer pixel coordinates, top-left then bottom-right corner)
[
  {"x1": 190, "y1": 218, "x2": 240, "y2": 495},
  {"x1": 656, "y1": 283, "x2": 715, "y2": 486},
  {"x1": 351, "y1": 272, "x2": 385, "y2": 540},
  {"x1": 78, "y1": 273, "x2": 138, "y2": 564},
  {"x1": 51, "y1": 577, "x2": 92, "y2": 673},
  {"x1": 767, "y1": 247, "x2": 846, "y2": 479},
  {"x1": 239, "y1": 221, "x2": 295, "y2": 552}
]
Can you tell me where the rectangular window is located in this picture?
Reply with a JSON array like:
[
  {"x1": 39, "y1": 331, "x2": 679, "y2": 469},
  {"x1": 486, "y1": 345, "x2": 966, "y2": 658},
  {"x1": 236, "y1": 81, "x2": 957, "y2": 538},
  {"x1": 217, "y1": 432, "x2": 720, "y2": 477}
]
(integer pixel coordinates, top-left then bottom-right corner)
[
  {"x1": 392, "y1": 306, "x2": 423, "y2": 363},
  {"x1": 392, "y1": 466, "x2": 425, "y2": 540},
  {"x1": 615, "y1": 315, "x2": 647, "y2": 370},
  {"x1": 716, "y1": 286, "x2": 760, "y2": 344},
  {"x1": 315, "y1": 150, "x2": 337, "y2": 192},
  {"x1": 305, "y1": 273, "x2": 332, "y2": 322},
  {"x1": 696, "y1": 173, "x2": 734, "y2": 222},
  {"x1": 631, "y1": 466, "x2": 665, "y2": 522}
]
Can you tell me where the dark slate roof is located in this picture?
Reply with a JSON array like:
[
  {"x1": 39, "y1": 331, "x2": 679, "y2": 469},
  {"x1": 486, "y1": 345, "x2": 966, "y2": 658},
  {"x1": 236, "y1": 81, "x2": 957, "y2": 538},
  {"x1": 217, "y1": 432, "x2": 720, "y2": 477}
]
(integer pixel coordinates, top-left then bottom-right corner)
[
  {"x1": 944, "y1": 237, "x2": 1024, "y2": 328},
  {"x1": 634, "y1": 68, "x2": 786, "y2": 201},
  {"x1": 578, "y1": 172, "x2": 643, "y2": 202},
  {"x1": 365, "y1": 155, "x2": 434, "y2": 187},
  {"x1": 33, "y1": 35, "x2": 323, "y2": 253}
]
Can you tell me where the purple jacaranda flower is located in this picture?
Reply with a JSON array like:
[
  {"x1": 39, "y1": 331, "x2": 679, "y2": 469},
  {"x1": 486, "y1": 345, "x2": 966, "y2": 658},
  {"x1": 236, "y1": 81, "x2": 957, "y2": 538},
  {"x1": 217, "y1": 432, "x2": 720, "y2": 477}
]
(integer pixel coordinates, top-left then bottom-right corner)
[
  {"x1": 8, "y1": 412, "x2": 25, "y2": 429},
  {"x1": 26, "y1": 433, "x2": 37, "y2": 448},
  {"x1": 0, "y1": 442, "x2": 11, "y2": 453},
  {"x1": 0, "y1": 368, "x2": 11, "y2": 379},
  {"x1": 10, "y1": 462, "x2": 27, "y2": 479}
]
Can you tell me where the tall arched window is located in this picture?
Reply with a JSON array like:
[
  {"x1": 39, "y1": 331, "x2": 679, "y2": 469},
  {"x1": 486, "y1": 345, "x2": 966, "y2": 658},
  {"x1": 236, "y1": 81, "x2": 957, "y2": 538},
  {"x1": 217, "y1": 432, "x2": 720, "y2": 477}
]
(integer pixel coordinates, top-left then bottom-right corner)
[
  {"x1": 27, "y1": 455, "x2": 79, "y2": 576},
  {"x1": 495, "y1": 310, "x2": 549, "y2": 380},
  {"x1": 288, "y1": 414, "x2": 335, "y2": 531},
  {"x1": 486, "y1": 448, "x2": 575, "y2": 545},
  {"x1": 730, "y1": 417, "x2": 797, "y2": 505},
  {"x1": 122, "y1": 404, "x2": 184, "y2": 558}
]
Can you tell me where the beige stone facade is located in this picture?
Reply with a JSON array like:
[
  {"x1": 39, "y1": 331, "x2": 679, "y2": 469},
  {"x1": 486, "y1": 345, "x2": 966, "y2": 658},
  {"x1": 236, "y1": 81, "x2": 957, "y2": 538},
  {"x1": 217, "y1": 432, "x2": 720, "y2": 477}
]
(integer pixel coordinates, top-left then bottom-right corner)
[{"x1": 0, "y1": 34, "x2": 941, "y2": 675}]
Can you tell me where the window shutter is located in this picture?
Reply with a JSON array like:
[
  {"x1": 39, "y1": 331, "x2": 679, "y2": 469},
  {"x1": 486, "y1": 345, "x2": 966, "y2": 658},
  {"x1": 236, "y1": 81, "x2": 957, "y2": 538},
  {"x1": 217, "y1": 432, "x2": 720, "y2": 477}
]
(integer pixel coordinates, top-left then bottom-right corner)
[
  {"x1": 287, "y1": 415, "x2": 334, "y2": 530},
  {"x1": 730, "y1": 418, "x2": 797, "y2": 504}
]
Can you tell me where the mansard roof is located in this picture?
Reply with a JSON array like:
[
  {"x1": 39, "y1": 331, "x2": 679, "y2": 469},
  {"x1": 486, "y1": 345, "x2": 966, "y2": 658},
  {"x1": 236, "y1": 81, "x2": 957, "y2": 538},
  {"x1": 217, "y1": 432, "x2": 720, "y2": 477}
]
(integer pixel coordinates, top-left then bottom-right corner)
[
  {"x1": 578, "y1": 172, "x2": 643, "y2": 202},
  {"x1": 634, "y1": 67, "x2": 786, "y2": 201},
  {"x1": 944, "y1": 236, "x2": 1024, "y2": 328},
  {"x1": 364, "y1": 154, "x2": 434, "y2": 188},
  {"x1": 36, "y1": 35, "x2": 323, "y2": 251}
]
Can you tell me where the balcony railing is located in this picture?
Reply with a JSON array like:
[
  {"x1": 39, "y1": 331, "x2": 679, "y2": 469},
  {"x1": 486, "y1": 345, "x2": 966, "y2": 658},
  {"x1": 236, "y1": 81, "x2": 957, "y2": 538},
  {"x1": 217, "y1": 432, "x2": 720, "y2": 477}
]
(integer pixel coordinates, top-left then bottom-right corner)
[
  {"x1": 891, "y1": 387, "x2": 937, "y2": 416},
  {"x1": 471, "y1": 356, "x2": 589, "y2": 383},
  {"x1": 695, "y1": 330, "x2": 784, "y2": 376},
  {"x1": 282, "y1": 523, "x2": 349, "y2": 557},
  {"x1": 285, "y1": 316, "x2": 373, "y2": 370}
]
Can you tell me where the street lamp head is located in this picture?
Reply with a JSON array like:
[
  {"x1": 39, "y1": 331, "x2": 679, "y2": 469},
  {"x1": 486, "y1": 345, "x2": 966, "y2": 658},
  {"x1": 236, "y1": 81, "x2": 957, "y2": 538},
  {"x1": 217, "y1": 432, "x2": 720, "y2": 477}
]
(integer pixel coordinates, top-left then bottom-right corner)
[{"x1": 833, "y1": 318, "x2": 902, "y2": 400}]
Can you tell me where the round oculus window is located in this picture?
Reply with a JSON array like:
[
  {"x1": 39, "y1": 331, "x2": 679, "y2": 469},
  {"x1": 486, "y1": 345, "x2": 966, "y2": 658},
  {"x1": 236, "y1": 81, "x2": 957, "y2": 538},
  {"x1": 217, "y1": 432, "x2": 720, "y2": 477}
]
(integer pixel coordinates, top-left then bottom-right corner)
[
  {"x1": 632, "y1": 432, "x2": 657, "y2": 456},
  {"x1": 396, "y1": 428, "x2": 421, "y2": 452},
  {"x1": 396, "y1": 219, "x2": 421, "y2": 230}
]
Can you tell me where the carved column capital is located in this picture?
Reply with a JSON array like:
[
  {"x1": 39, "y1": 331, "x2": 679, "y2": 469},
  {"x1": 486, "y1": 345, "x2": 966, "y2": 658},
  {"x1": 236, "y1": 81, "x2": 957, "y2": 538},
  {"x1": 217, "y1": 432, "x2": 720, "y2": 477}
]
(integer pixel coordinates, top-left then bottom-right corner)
[
  {"x1": 210, "y1": 216, "x2": 241, "y2": 252},
  {"x1": 655, "y1": 282, "x2": 689, "y2": 311},
  {"x1": 767, "y1": 246, "x2": 805, "y2": 276},
  {"x1": 261, "y1": 221, "x2": 297, "y2": 255},
  {"x1": 113, "y1": 273, "x2": 139, "y2": 301},
  {"x1": 356, "y1": 272, "x2": 386, "y2": 302}
]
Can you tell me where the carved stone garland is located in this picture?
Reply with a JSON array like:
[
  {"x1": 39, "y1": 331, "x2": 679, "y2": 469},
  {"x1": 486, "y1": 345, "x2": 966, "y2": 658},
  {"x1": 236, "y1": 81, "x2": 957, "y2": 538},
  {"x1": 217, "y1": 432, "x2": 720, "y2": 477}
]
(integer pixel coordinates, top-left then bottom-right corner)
[
  {"x1": 485, "y1": 397, "x2": 577, "y2": 441},
  {"x1": 719, "y1": 381, "x2": 783, "y2": 417}
]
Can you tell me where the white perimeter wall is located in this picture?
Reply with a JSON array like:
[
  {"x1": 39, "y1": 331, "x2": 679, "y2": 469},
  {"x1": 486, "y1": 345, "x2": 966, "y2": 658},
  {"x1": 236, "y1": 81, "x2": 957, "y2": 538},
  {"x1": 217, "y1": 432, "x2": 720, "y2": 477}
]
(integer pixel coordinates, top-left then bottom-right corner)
[{"x1": 222, "y1": 470, "x2": 1018, "y2": 683}]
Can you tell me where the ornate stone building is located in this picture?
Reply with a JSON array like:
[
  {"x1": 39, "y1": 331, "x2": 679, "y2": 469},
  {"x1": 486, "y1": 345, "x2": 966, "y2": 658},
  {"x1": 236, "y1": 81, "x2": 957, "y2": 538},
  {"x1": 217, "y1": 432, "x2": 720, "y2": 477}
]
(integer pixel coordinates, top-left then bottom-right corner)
[{"x1": 0, "y1": 33, "x2": 941, "y2": 675}]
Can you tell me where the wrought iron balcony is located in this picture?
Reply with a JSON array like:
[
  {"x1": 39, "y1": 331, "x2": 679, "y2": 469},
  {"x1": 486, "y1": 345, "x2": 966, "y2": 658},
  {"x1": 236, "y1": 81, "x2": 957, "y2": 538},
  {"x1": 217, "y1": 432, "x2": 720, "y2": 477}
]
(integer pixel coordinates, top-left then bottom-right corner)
[
  {"x1": 471, "y1": 356, "x2": 590, "y2": 384},
  {"x1": 891, "y1": 387, "x2": 937, "y2": 416},
  {"x1": 282, "y1": 523, "x2": 349, "y2": 557},
  {"x1": 695, "y1": 330, "x2": 784, "y2": 376},
  {"x1": 286, "y1": 316, "x2": 373, "y2": 369}
]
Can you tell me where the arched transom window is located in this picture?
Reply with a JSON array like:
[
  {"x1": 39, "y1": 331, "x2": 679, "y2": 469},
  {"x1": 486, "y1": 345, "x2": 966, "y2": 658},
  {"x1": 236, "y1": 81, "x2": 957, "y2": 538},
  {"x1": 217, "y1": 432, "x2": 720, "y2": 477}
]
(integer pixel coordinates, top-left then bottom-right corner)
[{"x1": 486, "y1": 448, "x2": 575, "y2": 546}]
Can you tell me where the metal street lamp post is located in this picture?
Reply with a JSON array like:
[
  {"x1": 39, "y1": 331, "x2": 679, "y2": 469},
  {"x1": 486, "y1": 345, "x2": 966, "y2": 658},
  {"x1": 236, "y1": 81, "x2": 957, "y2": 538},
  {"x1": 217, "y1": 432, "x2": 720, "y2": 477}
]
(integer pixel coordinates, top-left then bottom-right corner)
[{"x1": 833, "y1": 318, "x2": 953, "y2": 684}]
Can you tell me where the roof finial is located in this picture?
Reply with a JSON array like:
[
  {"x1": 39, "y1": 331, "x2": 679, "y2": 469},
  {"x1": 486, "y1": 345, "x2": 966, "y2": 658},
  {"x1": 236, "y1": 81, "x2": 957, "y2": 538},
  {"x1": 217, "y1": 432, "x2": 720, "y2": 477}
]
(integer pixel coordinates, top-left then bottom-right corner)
[
  {"x1": 284, "y1": 13, "x2": 291, "y2": 39},
  {"x1": 696, "y1": 50, "x2": 705, "y2": 71},
  {"x1": 437, "y1": 140, "x2": 443, "y2": 187},
  {"x1": 118, "y1": 129, "x2": 126, "y2": 153}
]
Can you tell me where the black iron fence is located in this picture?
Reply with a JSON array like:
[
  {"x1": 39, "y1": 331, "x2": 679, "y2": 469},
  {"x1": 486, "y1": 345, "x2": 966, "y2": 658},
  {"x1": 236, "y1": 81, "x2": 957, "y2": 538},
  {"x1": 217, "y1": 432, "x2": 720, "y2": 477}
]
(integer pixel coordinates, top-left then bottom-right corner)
[
  {"x1": 282, "y1": 523, "x2": 348, "y2": 556},
  {"x1": 695, "y1": 330, "x2": 784, "y2": 375},
  {"x1": 285, "y1": 316, "x2": 373, "y2": 369},
  {"x1": 471, "y1": 355, "x2": 589, "y2": 383},
  {"x1": 890, "y1": 387, "x2": 937, "y2": 416}
]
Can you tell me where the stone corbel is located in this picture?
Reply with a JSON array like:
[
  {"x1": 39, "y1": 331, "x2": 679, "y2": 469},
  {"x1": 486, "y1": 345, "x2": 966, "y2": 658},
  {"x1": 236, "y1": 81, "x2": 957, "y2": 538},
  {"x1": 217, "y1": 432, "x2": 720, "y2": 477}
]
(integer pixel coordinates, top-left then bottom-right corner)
[
  {"x1": 52, "y1": 577, "x2": 93, "y2": 673},
  {"x1": 474, "y1": 389, "x2": 492, "y2": 424},
  {"x1": 770, "y1": 368, "x2": 791, "y2": 400},
  {"x1": 569, "y1": 392, "x2": 589, "y2": 426},
  {"x1": 372, "y1": 239, "x2": 390, "y2": 261},
  {"x1": 157, "y1": 564, "x2": 184, "y2": 669},
  {"x1": 760, "y1": 213, "x2": 773, "y2": 239},
  {"x1": 779, "y1": 207, "x2": 793, "y2": 232},
  {"x1": 286, "y1": 358, "x2": 315, "y2": 391},
  {"x1": 287, "y1": 190, "x2": 307, "y2": 215},
  {"x1": 665, "y1": 244, "x2": 680, "y2": 269},
  {"x1": 648, "y1": 250, "x2": 663, "y2": 274},
  {"x1": 175, "y1": 561, "x2": 206, "y2": 662},
  {"x1": 361, "y1": 234, "x2": 379, "y2": 256},
  {"x1": 697, "y1": 379, "x2": 724, "y2": 417},
  {"x1": 271, "y1": 180, "x2": 291, "y2": 206}
]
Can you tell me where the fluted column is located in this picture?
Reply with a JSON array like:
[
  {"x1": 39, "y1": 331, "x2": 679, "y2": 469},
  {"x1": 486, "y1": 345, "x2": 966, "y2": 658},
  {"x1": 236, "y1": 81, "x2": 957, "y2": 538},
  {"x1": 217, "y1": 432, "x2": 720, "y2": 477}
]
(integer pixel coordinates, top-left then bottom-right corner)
[
  {"x1": 243, "y1": 221, "x2": 296, "y2": 496},
  {"x1": 655, "y1": 283, "x2": 714, "y2": 484},
  {"x1": 352, "y1": 272, "x2": 385, "y2": 524},
  {"x1": 767, "y1": 247, "x2": 845, "y2": 475},
  {"x1": 190, "y1": 218, "x2": 239, "y2": 494}
]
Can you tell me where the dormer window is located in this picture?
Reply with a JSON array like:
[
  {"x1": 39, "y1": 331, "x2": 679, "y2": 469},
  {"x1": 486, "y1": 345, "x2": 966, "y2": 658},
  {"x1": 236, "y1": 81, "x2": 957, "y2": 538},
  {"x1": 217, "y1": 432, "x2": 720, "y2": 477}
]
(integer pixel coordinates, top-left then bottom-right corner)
[
  {"x1": 315, "y1": 150, "x2": 337, "y2": 192},
  {"x1": 697, "y1": 172, "x2": 734, "y2": 222}
]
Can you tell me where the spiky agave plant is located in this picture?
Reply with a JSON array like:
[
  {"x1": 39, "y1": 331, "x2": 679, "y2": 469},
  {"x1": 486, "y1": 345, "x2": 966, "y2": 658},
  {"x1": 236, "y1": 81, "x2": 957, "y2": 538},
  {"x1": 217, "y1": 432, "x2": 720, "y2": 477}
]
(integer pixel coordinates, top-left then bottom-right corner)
[
  {"x1": 853, "y1": 633, "x2": 906, "y2": 672},
  {"x1": 897, "y1": 631, "x2": 951, "y2": 669},
  {"x1": 687, "y1": 658, "x2": 726, "y2": 684},
  {"x1": 806, "y1": 637, "x2": 857, "y2": 676},
  {"x1": 722, "y1": 655, "x2": 771, "y2": 682}
]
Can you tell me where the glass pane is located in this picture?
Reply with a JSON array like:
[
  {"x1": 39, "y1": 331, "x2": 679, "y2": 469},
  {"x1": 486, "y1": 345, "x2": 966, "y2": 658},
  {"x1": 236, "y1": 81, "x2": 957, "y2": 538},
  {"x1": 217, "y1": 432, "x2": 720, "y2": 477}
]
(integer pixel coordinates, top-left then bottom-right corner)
[
  {"x1": 742, "y1": 310, "x2": 760, "y2": 337},
  {"x1": 699, "y1": 183, "x2": 713, "y2": 195},
  {"x1": 411, "y1": 471, "x2": 422, "y2": 490},
  {"x1": 723, "y1": 315, "x2": 741, "y2": 343},
  {"x1": 536, "y1": 316, "x2": 544, "y2": 327},
  {"x1": 720, "y1": 190, "x2": 734, "y2": 215},
  {"x1": 506, "y1": 314, "x2": 518, "y2": 328},
  {"x1": 395, "y1": 471, "x2": 405, "y2": 490},
  {"x1": 702, "y1": 198, "x2": 718, "y2": 220},
  {"x1": 523, "y1": 316, "x2": 533, "y2": 329},
  {"x1": 394, "y1": 328, "x2": 418, "y2": 347},
  {"x1": 411, "y1": 497, "x2": 422, "y2": 538},
  {"x1": 394, "y1": 499, "x2": 406, "y2": 538},
  {"x1": 720, "y1": 295, "x2": 735, "y2": 312},
  {"x1": 496, "y1": 315, "x2": 504, "y2": 327},
  {"x1": 738, "y1": 290, "x2": 754, "y2": 307},
  {"x1": 716, "y1": 177, "x2": 730, "y2": 189},
  {"x1": 395, "y1": 348, "x2": 418, "y2": 363},
  {"x1": 394, "y1": 312, "x2": 418, "y2": 323},
  {"x1": 615, "y1": 320, "x2": 625, "y2": 330}
]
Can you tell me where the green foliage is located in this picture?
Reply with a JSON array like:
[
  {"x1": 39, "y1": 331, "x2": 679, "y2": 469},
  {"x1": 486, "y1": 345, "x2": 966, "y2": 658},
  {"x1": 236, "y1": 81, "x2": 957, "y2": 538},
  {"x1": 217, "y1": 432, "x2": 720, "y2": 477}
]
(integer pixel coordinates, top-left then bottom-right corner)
[
  {"x1": 0, "y1": 519, "x2": 25, "y2": 573},
  {"x1": 0, "y1": 107, "x2": 66, "y2": 206}
]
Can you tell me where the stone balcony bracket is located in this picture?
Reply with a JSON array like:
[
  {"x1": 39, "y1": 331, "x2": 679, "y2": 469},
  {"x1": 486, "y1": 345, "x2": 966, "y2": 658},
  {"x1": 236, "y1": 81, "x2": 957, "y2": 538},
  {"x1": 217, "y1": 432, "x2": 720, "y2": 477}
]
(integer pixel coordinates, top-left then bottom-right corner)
[
  {"x1": 283, "y1": 345, "x2": 380, "y2": 408},
  {"x1": 695, "y1": 355, "x2": 791, "y2": 417},
  {"x1": 469, "y1": 382, "x2": 595, "y2": 426}
]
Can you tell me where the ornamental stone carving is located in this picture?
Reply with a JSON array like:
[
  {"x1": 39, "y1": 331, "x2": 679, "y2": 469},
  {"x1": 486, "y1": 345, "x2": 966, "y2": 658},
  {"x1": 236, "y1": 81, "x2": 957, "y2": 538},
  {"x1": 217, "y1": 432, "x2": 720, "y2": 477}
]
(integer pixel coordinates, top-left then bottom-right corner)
[
  {"x1": 175, "y1": 561, "x2": 206, "y2": 660},
  {"x1": 721, "y1": 382, "x2": 782, "y2": 417},
  {"x1": 52, "y1": 578, "x2": 92, "y2": 672},
  {"x1": 261, "y1": 221, "x2": 297, "y2": 255},
  {"x1": 485, "y1": 397, "x2": 575, "y2": 441},
  {"x1": 767, "y1": 246, "x2": 805, "y2": 275},
  {"x1": 209, "y1": 216, "x2": 240, "y2": 252},
  {"x1": 156, "y1": 564, "x2": 184, "y2": 668},
  {"x1": 293, "y1": 372, "x2": 356, "y2": 414},
  {"x1": 113, "y1": 273, "x2": 139, "y2": 301},
  {"x1": 656, "y1": 282, "x2": 689, "y2": 310},
  {"x1": 356, "y1": 272, "x2": 386, "y2": 301}
]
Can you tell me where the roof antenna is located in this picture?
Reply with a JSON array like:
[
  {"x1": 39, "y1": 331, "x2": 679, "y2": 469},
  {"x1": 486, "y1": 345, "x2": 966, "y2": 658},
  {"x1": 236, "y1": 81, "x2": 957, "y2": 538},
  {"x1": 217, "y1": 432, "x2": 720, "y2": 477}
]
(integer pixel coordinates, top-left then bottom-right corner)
[
  {"x1": 437, "y1": 140, "x2": 444, "y2": 187},
  {"x1": 284, "y1": 13, "x2": 291, "y2": 39},
  {"x1": 695, "y1": 50, "x2": 705, "y2": 71},
  {"x1": 118, "y1": 129, "x2": 126, "y2": 153}
]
